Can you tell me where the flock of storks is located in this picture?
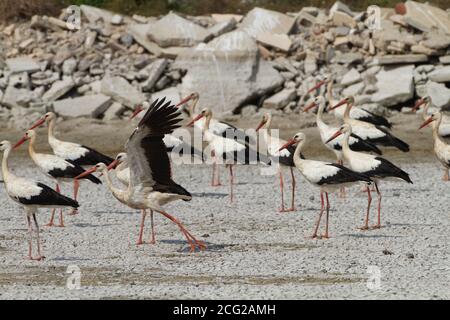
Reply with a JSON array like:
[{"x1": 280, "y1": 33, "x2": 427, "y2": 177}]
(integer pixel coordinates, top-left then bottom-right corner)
[{"x1": 1, "y1": 76, "x2": 449, "y2": 261}]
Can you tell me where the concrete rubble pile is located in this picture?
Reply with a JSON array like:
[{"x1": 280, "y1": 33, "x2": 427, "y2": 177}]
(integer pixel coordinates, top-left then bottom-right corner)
[{"x1": 1, "y1": 1, "x2": 450, "y2": 129}]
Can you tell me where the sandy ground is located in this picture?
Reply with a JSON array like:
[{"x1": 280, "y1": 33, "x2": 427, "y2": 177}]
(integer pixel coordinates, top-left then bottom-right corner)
[{"x1": 0, "y1": 113, "x2": 448, "y2": 299}]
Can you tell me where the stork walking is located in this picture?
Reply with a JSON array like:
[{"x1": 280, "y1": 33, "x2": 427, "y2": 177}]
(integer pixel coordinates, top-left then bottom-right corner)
[
  {"x1": 279, "y1": 133, "x2": 372, "y2": 238},
  {"x1": 326, "y1": 124, "x2": 413, "y2": 230},
  {"x1": 329, "y1": 96, "x2": 409, "y2": 152},
  {"x1": 419, "y1": 112, "x2": 450, "y2": 181},
  {"x1": 76, "y1": 98, "x2": 205, "y2": 252},
  {"x1": 308, "y1": 77, "x2": 392, "y2": 128},
  {"x1": 256, "y1": 112, "x2": 302, "y2": 212},
  {"x1": 188, "y1": 108, "x2": 271, "y2": 202},
  {"x1": 1, "y1": 141, "x2": 79, "y2": 260},
  {"x1": 413, "y1": 96, "x2": 450, "y2": 139},
  {"x1": 13, "y1": 130, "x2": 101, "y2": 227}
]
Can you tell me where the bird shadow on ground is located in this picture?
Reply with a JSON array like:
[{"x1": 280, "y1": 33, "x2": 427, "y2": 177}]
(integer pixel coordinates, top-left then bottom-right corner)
[
  {"x1": 51, "y1": 256, "x2": 92, "y2": 262},
  {"x1": 157, "y1": 239, "x2": 231, "y2": 252},
  {"x1": 94, "y1": 211, "x2": 134, "y2": 215},
  {"x1": 389, "y1": 222, "x2": 439, "y2": 227},
  {"x1": 342, "y1": 233, "x2": 404, "y2": 239},
  {"x1": 73, "y1": 223, "x2": 120, "y2": 228},
  {"x1": 191, "y1": 192, "x2": 228, "y2": 198}
]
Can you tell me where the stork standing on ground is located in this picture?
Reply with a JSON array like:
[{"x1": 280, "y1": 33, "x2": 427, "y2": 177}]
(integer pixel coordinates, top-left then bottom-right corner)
[
  {"x1": 76, "y1": 98, "x2": 205, "y2": 252},
  {"x1": 279, "y1": 133, "x2": 372, "y2": 238},
  {"x1": 188, "y1": 108, "x2": 271, "y2": 203},
  {"x1": 13, "y1": 130, "x2": 101, "y2": 227},
  {"x1": 326, "y1": 124, "x2": 413, "y2": 230},
  {"x1": 308, "y1": 77, "x2": 392, "y2": 128},
  {"x1": 0, "y1": 141, "x2": 79, "y2": 260},
  {"x1": 419, "y1": 112, "x2": 450, "y2": 181},
  {"x1": 413, "y1": 96, "x2": 450, "y2": 139},
  {"x1": 255, "y1": 112, "x2": 301, "y2": 212},
  {"x1": 329, "y1": 96, "x2": 409, "y2": 152}
]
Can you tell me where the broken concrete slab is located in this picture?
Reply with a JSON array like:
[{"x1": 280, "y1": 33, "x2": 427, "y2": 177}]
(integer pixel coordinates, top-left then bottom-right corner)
[
  {"x1": 151, "y1": 87, "x2": 180, "y2": 105},
  {"x1": 147, "y1": 13, "x2": 209, "y2": 48},
  {"x1": 42, "y1": 77, "x2": 74, "y2": 102},
  {"x1": 419, "y1": 81, "x2": 450, "y2": 109},
  {"x1": 239, "y1": 7, "x2": 295, "y2": 38},
  {"x1": 439, "y1": 55, "x2": 450, "y2": 64},
  {"x1": 101, "y1": 74, "x2": 145, "y2": 108},
  {"x1": 102, "y1": 102, "x2": 124, "y2": 121},
  {"x1": 304, "y1": 53, "x2": 317, "y2": 74},
  {"x1": 343, "y1": 81, "x2": 364, "y2": 96},
  {"x1": 331, "y1": 11, "x2": 356, "y2": 28},
  {"x1": 140, "y1": 58, "x2": 169, "y2": 91},
  {"x1": 263, "y1": 89, "x2": 296, "y2": 109},
  {"x1": 428, "y1": 66, "x2": 450, "y2": 83},
  {"x1": 329, "y1": 1, "x2": 354, "y2": 17},
  {"x1": 341, "y1": 68, "x2": 362, "y2": 86},
  {"x1": 6, "y1": 57, "x2": 41, "y2": 73},
  {"x1": 173, "y1": 30, "x2": 283, "y2": 114},
  {"x1": 211, "y1": 14, "x2": 243, "y2": 23},
  {"x1": 256, "y1": 33, "x2": 292, "y2": 52},
  {"x1": 372, "y1": 64, "x2": 414, "y2": 107},
  {"x1": 372, "y1": 54, "x2": 428, "y2": 65},
  {"x1": 53, "y1": 94, "x2": 112, "y2": 118},
  {"x1": 2, "y1": 85, "x2": 37, "y2": 108},
  {"x1": 206, "y1": 19, "x2": 237, "y2": 39},
  {"x1": 128, "y1": 24, "x2": 162, "y2": 56},
  {"x1": 80, "y1": 5, "x2": 131, "y2": 25},
  {"x1": 403, "y1": 1, "x2": 450, "y2": 34}
]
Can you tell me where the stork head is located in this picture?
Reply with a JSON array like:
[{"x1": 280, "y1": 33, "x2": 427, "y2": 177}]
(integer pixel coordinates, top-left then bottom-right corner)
[
  {"x1": 325, "y1": 123, "x2": 351, "y2": 144},
  {"x1": 29, "y1": 112, "x2": 55, "y2": 130},
  {"x1": 14, "y1": 130, "x2": 36, "y2": 149},
  {"x1": 0, "y1": 141, "x2": 11, "y2": 152},
  {"x1": 130, "y1": 101, "x2": 149, "y2": 120},
  {"x1": 186, "y1": 108, "x2": 211, "y2": 127},
  {"x1": 307, "y1": 75, "x2": 331, "y2": 94},
  {"x1": 419, "y1": 112, "x2": 441, "y2": 129},
  {"x1": 303, "y1": 96, "x2": 324, "y2": 112},
  {"x1": 75, "y1": 162, "x2": 109, "y2": 180},
  {"x1": 256, "y1": 112, "x2": 272, "y2": 131},
  {"x1": 279, "y1": 132, "x2": 306, "y2": 151},
  {"x1": 108, "y1": 152, "x2": 128, "y2": 170},
  {"x1": 412, "y1": 96, "x2": 431, "y2": 113},
  {"x1": 329, "y1": 95, "x2": 354, "y2": 111},
  {"x1": 176, "y1": 92, "x2": 199, "y2": 107}
]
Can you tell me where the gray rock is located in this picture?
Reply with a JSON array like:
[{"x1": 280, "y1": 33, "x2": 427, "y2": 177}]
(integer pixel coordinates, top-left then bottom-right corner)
[
  {"x1": 428, "y1": 66, "x2": 450, "y2": 83},
  {"x1": 206, "y1": 19, "x2": 237, "y2": 39},
  {"x1": 111, "y1": 14, "x2": 123, "y2": 25},
  {"x1": 120, "y1": 33, "x2": 134, "y2": 47},
  {"x1": 262, "y1": 89, "x2": 296, "y2": 109},
  {"x1": 173, "y1": 30, "x2": 283, "y2": 113},
  {"x1": 372, "y1": 65, "x2": 414, "y2": 107},
  {"x1": 150, "y1": 87, "x2": 180, "y2": 105},
  {"x1": 403, "y1": 1, "x2": 450, "y2": 34},
  {"x1": 6, "y1": 57, "x2": 40, "y2": 73},
  {"x1": 372, "y1": 54, "x2": 428, "y2": 65},
  {"x1": 343, "y1": 82, "x2": 364, "y2": 96},
  {"x1": 329, "y1": 1, "x2": 354, "y2": 17},
  {"x1": 62, "y1": 58, "x2": 77, "y2": 76},
  {"x1": 333, "y1": 52, "x2": 363, "y2": 65},
  {"x1": 101, "y1": 74, "x2": 145, "y2": 107},
  {"x1": 128, "y1": 24, "x2": 163, "y2": 56},
  {"x1": 155, "y1": 76, "x2": 171, "y2": 90},
  {"x1": 42, "y1": 78, "x2": 75, "y2": 102},
  {"x1": 53, "y1": 94, "x2": 112, "y2": 118},
  {"x1": 140, "y1": 59, "x2": 169, "y2": 92},
  {"x1": 9, "y1": 72, "x2": 30, "y2": 88},
  {"x1": 420, "y1": 81, "x2": 450, "y2": 109},
  {"x1": 304, "y1": 53, "x2": 317, "y2": 74},
  {"x1": 422, "y1": 32, "x2": 450, "y2": 50},
  {"x1": 2, "y1": 85, "x2": 36, "y2": 108},
  {"x1": 102, "y1": 102, "x2": 124, "y2": 121},
  {"x1": 341, "y1": 68, "x2": 361, "y2": 86},
  {"x1": 439, "y1": 55, "x2": 450, "y2": 64},
  {"x1": 239, "y1": 7, "x2": 295, "y2": 38},
  {"x1": 147, "y1": 13, "x2": 209, "y2": 48}
]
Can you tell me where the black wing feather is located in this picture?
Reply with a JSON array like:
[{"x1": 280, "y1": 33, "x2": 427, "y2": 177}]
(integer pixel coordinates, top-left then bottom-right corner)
[
  {"x1": 317, "y1": 164, "x2": 372, "y2": 186},
  {"x1": 18, "y1": 183, "x2": 79, "y2": 208},
  {"x1": 364, "y1": 157, "x2": 412, "y2": 183}
]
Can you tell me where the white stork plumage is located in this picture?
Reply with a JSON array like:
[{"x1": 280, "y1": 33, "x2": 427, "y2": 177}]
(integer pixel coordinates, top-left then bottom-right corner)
[
  {"x1": 255, "y1": 112, "x2": 302, "y2": 212},
  {"x1": 279, "y1": 132, "x2": 372, "y2": 238},
  {"x1": 28, "y1": 112, "x2": 114, "y2": 167},
  {"x1": 1, "y1": 140, "x2": 79, "y2": 260},
  {"x1": 329, "y1": 96, "x2": 409, "y2": 152},
  {"x1": 413, "y1": 96, "x2": 450, "y2": 139},
  {"x1": 76, "y1": 98, "x2": 205, "y2": 252},
  {"x1": 419, "y1": 112, "x2": 450, "y2": 181},
  {"x1": 326, "y1": 124, "x2": 413, "y2": 230},
  {"x1": 308, "y1": 77, "x2": 392, "y2": 128},
  {"x1": 188, "y1": 108, "x2": 271, "y2": 203},
  {"x1": 13, "y1": 129, "x2": 101, "y2": 227}
]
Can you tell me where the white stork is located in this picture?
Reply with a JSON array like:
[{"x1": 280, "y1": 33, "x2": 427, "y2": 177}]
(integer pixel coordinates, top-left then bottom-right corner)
[
  {"x1": 413, "y1": 96, "x2": 450, "y2": 139},
  {"x1": 419, "y1": 112, "x2": 450, "y2": 181},
  {"x1": 0, "y1": 140, "x2": 79, "y2": 260},
  {"x1": 255, "y1": 112, "x2": 302, "y2": 212},
  {"x1": 329, "y1": 96, "x2": 409, "y2": 152},
  {"x1": 28, "y1": 112, "x2": 114, "y2": 167},
  {"x1": 308, "y1": 77, "x2": 392, "y2": 128},
  {"x1": 131, "y1": 101, "x2": 204, "y2": 160},
  {"x1": 76, "y1": 98, "x2": 205, "y2": 252},
  {"x1": 13, "y1": 129, "x2": 101, "y2": 227},
  {"x1": 188, "y1": 108, "x2": 271, "y2": 203},
  {"x1": 326, "y1": 124, "x2": 413, "y2": 230},
  {"x1": 279, "y1": 132, "x2": 372, "y2": 238}
]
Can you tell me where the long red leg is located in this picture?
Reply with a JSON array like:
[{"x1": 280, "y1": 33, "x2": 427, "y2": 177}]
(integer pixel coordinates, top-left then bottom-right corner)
[
  {"x1": 289, "y1": 167, "x2": 296, "y2": 211},
  {"x1": 360, "y1": 186, "x2": 371, "y2": 230},
  {"x1": 278, "y1": 168, "x2": 286, "y2": 213},
  {"x1": 54, "y1": 184, "x2": 65, "y2": 227},
  {"x1": 372, "y1": 183, "x2": 382, "y2": 229},
  {"x1": 26, "y1": 216, "x2": 33, "y2": 260},
  {"x1": 312, "y1": 192, "x2": 325, "y2": 238},
  {"x1": 156, "y1": 210, "x2": 206, "y2": 252},
  {"x1": 323, "y1": 192, "x2": 330, "y2": 239},
  {"x1": 211, "y1": 160, "x2": 216, "y2": 186},
  {"x1": 149, "y1": 210, "x2": 156, "y2": 244},
  {"x1": 45, "y1": 209, "x2": 56, "y2": 227},
  {"x1": 32, "y1": 214, "x2": 44, "y2": 261},
  {"x1": 137, "y1": 210, "x2": 146, "y2": 245},
  {"x1": 229, "y1": 164, "x2": 234, "y2": 203}
]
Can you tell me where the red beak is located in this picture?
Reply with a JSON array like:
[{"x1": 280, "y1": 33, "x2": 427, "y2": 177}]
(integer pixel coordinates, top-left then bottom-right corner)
[
  {"x1": 75, "y1": 166, "x2": 97, "y2": 180},
  {"x1": 256, "y1": 120, "x2": 266, "y2": 132},
  {"x1": 176, "y1": 95, "x2": 194, "y2": 107},
  {"x1": 29, "y1": 117, "x2": 46, "y2": 130},
  {"x1": 186, "y1": 114, "x2": 204, "y2": 127},
  {"x1": 329, "y1": 98, "x2": 348, "y2": 111},
  {"x1": 307, "y1": 80, "x2": 326, "y2": 94},
  {"x1": 419, "y1": 117, "x2": 434, "y2": 130},
  {"x1": 13, "y1": 136, "x2": 28, "y2": 149},
  {"x1": 107, "y1": 159, "x2": 119, "y2": 170},
  {"x1": 130, "y1": 105, "x2": 144, "y2": 120},
  {"x1": 412, "y1": 98, "x2": 425, "y2": 113},
  {"x1": 303, "y1": 102, "x2": 317, "y2": 112},
  {"x1": 279, "y1": 139, "x2": 296, "y2": 151},
  {"x1": 325, "y1": 130, "x2": 343, "y2": 144}
]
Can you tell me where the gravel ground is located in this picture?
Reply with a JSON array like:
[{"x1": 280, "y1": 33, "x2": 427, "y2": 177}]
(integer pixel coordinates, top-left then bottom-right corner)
[{"x1": 0, "y1": 154, "x2": 448, "y2": 300}]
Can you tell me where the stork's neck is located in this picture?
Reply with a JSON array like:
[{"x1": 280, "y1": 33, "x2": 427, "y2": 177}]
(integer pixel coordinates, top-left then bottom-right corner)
[
  {"x1": 100, "y1": 167, "x2": 127, "y2": 202},
  {"x1": 293, "y1": 140, "x2": 305, "y2": 169},
  {"x1": 1, "y1": 147, "x2": 11, "y2": 184},
  {"x1": 432, "y1": 115, "x2": 444, "y2": 143},
  {"x1": 343, "y1": 103, "x2": 352, "y2": 120},
  {"x1": 47, "y1": 118, "x2": 59, "y2": 145},
  {"x1": 341, "y1": 129, "x2": 351, "y2": 155},
  {"x1": 262, "y1": 115, "x2": 273, "y2": 143},
  {"x1": 422, "y1": 102, "x2": 430, "y2": 121},
  {"x1": 190, "y1": 97, "x2": 199, "y2": 118},
  {"x1": 326, "y1": 81, "x2": 333, "y2": 104},
  {"x1": 28, "y1": 136, "x2": 38, "y2": 161}
]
